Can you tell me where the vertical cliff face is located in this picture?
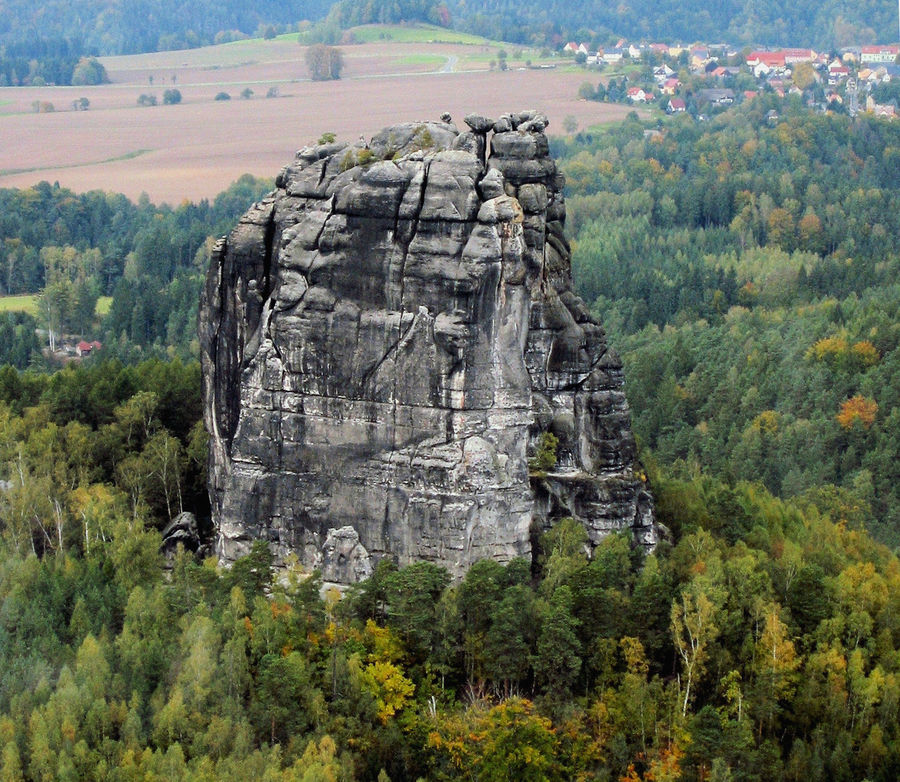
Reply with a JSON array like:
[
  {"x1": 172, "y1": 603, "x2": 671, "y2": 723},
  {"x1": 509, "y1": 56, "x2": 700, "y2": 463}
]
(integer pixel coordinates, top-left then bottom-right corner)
[{"x1": 200, "y1": 111, "x2": 656, "y2": 582}]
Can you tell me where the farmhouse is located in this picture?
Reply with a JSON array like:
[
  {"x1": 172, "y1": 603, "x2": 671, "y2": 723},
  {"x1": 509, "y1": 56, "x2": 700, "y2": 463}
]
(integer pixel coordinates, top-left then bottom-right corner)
[
  {"x1": 76, "y1": 340, "x2": 102, "y2": 357},
  {"x1": 698, "y1": 88, "x2": 734, "y2": 106},
  {"x1": 783, "y1": 48, "x2": 816, "y2": 64},
  {"x1": 861, "y1": 45, "x2": 899, "y2": 64},
  {"x1": 602, "y1": 48, "x2": 624, "y2": 64},
  {"x1": 746, "y1": 51, "x2": 786, "y2": 69},
  {"x1": 661, "y1": 77, "x2": 680, "y2": 95},
  {"x1": 626, "y1": 87, "x2": 651, "y2": 102}
]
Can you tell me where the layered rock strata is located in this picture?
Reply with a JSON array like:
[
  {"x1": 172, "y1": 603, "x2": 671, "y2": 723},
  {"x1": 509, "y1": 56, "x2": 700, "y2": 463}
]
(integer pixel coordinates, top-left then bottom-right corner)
[{"x1": 201, "y1": 111, "x2": 656, "y2": 581}]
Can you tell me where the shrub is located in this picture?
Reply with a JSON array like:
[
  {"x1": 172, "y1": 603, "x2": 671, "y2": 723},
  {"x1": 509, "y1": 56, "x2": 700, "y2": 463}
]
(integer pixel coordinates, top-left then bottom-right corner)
[{"x1": 529, "y1": 431, "x2": 559, "y2": 472}]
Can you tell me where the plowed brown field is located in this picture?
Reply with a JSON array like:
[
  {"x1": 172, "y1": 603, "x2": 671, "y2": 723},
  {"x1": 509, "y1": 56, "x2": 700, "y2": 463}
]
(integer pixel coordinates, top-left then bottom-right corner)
[{"x1": 1, "y1": 36, "x2": 637, "y2": 205}]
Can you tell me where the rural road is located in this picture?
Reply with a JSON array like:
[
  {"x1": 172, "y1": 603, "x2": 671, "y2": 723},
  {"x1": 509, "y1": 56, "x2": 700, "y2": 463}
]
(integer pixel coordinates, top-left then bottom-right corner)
[{"x1": 441, "y1": 55, "x2": 458, "y2": 73}]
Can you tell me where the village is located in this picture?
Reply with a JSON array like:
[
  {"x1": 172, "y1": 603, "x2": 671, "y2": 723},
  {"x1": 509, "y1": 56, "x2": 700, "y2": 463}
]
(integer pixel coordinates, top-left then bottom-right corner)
[{"x1": 563, "y1": 39, "x2": 900, "y2": 119}]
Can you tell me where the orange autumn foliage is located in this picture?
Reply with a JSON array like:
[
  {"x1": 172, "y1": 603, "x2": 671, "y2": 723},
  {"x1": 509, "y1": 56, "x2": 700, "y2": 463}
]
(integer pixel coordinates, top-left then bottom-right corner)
[{"x1": 836, "y1": 395, "x2": 878, "y2": 430}]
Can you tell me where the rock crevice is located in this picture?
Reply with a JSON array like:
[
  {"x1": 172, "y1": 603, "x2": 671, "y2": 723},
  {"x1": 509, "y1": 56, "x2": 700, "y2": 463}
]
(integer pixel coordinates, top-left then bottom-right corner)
[{"x1": 201, "y1": 111, "x2": 657, "y2": 580}]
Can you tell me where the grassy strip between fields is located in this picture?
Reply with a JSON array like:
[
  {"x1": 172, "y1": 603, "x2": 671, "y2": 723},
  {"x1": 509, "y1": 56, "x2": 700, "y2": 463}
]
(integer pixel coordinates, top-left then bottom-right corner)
[{"x1": 0, "y1": 149, "x2": 153, "y2": 177}]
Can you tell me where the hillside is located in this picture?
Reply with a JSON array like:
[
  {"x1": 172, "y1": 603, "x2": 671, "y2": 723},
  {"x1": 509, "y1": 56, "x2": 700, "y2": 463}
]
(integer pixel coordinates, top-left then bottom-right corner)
[
  {"x1": 2, "y1": 0, "x2": 899, "y2": 56},
  {"x1": 556, "y1": 101, "x2": 900, "y2": 545},
  {"x1": 0, "y1": 0, "x2": 331, "y2": 54},
  {"x1": 441, "y1": 0, "x2": 900, "y2": 48}
]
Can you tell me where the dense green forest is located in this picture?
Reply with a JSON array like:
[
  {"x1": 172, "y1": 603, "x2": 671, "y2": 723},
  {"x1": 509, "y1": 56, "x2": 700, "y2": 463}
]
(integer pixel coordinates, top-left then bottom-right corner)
[
  {"x1": 442, "y1": 0, "x2": 900, "y2": 48},
  {"x1": 0, "y1": 38, "x2": 107, "y2": 87},
  {"x1": 289, "y1": 0, "x2": 899, "y2": 50},
  {"x1": 0, "y1": 358, "x2": 899, "y2": 779},
  {"x1": 555, "y1": 99, "x2": 900, "y2": 546},
  {"x1": 0, "y1": 0, "x2": 332, "y2": 55},
  {"x1": 0, "y1": 175, "x2": 272, "y2": 365},
  {"x1": 2, "y1": 95, "x2": 900, "y2": 779}
]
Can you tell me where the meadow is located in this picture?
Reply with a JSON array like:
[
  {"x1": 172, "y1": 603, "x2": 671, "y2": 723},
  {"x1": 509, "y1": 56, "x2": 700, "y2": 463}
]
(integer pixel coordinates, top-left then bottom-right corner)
[
  {"x1": 0, "y1": 25, "x2": 633, "y2": 205},
  {"x1": 0, "y1": 294, "x2": 112, "y2": 316}
]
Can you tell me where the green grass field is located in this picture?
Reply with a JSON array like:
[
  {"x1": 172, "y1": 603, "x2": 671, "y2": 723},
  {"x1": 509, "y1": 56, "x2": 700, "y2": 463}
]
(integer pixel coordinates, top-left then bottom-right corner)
[
  {"x1": 0, "y1": 294, "x2": 113, "y2": 317},
  {"x1": 0, "y1": 295, "x2": 38, "y2": 315},
  {"x1": 348, "y1": 24, "x2": 494, "y2": 45}
]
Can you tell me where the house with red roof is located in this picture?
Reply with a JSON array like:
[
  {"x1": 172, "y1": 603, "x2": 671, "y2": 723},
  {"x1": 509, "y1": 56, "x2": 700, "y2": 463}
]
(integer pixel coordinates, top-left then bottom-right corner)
[
  {"x1": 746, "y1": 51, "x2": 786, "y2": 69},
  {"x1": 76, "y1": 340, "x2": 102, "y2": 357},
  {"x1": 627, "y1": 87, "x2": 651, "y2": 102},
  {"x1": 783, "y1": 48, "x2": 816, "y2": 64},
  {"x1": 661, "y1": 77, "x2": 680, "y2": 95},
  {"x1": 861, "y1": 45, "x2": 899, "y2": 64}
]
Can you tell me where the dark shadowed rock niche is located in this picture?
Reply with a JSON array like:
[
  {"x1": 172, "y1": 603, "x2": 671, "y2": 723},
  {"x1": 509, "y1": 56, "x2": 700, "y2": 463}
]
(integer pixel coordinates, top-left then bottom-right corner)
[{"x1": 200, "y1": 110, "x2": 657, "y2": 582}]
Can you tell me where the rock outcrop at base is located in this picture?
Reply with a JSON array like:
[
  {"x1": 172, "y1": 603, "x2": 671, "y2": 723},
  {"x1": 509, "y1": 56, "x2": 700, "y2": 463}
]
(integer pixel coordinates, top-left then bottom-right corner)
[{"x1": 200, "y1": 111, "x2": 656, "y2": 581}]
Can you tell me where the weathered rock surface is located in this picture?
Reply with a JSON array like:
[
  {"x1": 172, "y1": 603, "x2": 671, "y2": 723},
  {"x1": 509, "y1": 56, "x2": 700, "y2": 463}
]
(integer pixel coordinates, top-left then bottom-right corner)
[
  {"x1": 201, "y1": 111, "x2": 656, "y2": 581},
  {"x1": 160, "y1": 511, "x2": 201, "y2": 557}
]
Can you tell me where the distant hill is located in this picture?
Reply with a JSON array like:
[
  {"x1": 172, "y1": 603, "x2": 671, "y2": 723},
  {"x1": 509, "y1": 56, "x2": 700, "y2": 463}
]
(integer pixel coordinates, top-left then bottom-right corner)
[
  {"x1": 325, "y1": 0, "x2": 899, "y2": 49},
  {"x1": 0, "y1": 0, "x2": 332, "y2": 55},
  {"x1": 1, "y1": 0, "x2": 897, "y2": 56},
  {"x1": 441, "y1": 0, "x2": 899, "y2": 48}
]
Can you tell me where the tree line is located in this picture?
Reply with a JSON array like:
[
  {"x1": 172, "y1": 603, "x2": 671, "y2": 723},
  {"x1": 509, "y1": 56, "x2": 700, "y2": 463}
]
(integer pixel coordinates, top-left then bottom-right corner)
[
  {"x1": 0, "y1": 0, "x2": 333, "y2": 55},
  {"x1": 0, "y1": 38, "x2": 107, "y2": 87}
]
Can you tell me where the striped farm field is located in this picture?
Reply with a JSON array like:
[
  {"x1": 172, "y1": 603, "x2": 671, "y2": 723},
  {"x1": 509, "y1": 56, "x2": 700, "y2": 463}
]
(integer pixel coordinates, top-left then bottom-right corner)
[{"x1": 0, "y1": 27, "x2": 638, "y2": 206}]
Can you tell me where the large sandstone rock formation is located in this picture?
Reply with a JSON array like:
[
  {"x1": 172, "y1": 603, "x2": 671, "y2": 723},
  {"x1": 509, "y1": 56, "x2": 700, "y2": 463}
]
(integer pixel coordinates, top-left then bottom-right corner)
[{"x1": 201, "y1": 111, "x2": 656, "y2": 581}]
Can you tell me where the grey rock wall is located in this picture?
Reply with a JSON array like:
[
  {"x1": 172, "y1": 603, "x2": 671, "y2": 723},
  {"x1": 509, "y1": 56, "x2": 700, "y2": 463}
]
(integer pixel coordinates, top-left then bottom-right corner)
[{"x1": 200, "y1": 111, "x2": 656, "y2": 581}]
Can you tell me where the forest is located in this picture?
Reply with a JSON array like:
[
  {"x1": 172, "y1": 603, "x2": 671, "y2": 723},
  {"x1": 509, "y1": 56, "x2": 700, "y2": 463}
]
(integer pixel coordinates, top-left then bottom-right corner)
[
  {"x1": 0, "y1": 39, "x2": 107, "y2": 87},
  {"x1": 0, "y1": 358, "x2": 898, "y2": 780},
  {"x1": 0, "y1": 174, "x2": 272, "y2": 366},
  {"x1": 3, "y1": 0, "x2": 899, "y2": 58},
  {"x1": 556, "y1": 99, "x2": 900, "y2": 546},
  {"x1": 1, "y1": 95, "x2": 900, "y2": 779},
  {"x1": 0, "y1": 0, "x2": 332, "y2": 55}
]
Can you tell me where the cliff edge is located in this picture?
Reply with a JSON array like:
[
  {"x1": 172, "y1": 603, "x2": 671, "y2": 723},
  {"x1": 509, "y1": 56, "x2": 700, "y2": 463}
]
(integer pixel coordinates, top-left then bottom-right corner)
[{"x1": 200, "y1": 110, "x2": 656, "y2": 583}]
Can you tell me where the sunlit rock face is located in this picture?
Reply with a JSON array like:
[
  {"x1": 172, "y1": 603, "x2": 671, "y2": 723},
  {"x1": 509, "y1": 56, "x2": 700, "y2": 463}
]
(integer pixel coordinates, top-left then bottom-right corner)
[{"x1": 200, "y1": 111, "x2": 656, "y2": 582}]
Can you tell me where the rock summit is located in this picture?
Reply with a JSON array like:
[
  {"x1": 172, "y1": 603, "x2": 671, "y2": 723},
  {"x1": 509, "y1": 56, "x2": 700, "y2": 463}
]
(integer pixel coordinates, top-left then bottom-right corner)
[{"x1": 201, "y1": 110, "x2": 656, "y2": 582}]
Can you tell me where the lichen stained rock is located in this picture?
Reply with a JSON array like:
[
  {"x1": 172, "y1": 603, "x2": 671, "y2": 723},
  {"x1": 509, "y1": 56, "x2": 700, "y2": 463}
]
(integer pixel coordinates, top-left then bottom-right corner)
[{"x1": 200, "y1": 110, "x2": 656, "y2": 582}]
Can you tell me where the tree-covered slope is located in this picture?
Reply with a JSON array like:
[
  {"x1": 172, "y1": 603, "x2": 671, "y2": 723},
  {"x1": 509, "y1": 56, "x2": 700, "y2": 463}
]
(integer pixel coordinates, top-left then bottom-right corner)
[
  {"x1": 556, "y1": 99, "x2": 900, "y2": 544},
  {"x1": 441, "y1": 0, "x2": 900, "y2": 47},
  {"x1": 0, "y1": 0, "x2": 332, "y2": 55},
  {"x1": 327, "y1": 0, "x2": 900, "y2": 48},
  {"x1": 3, "y1": 0, "x2": 898, "y2": 55}
]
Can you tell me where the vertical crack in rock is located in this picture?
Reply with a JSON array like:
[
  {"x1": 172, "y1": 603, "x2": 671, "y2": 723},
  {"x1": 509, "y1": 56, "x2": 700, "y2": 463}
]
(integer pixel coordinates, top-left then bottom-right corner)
[
  {"x1": 261, "y1": 207, "x2": 277, "y2": 301},
  {"x1": 201, "y1": 112, "x2": 658, "y2": 581}
]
